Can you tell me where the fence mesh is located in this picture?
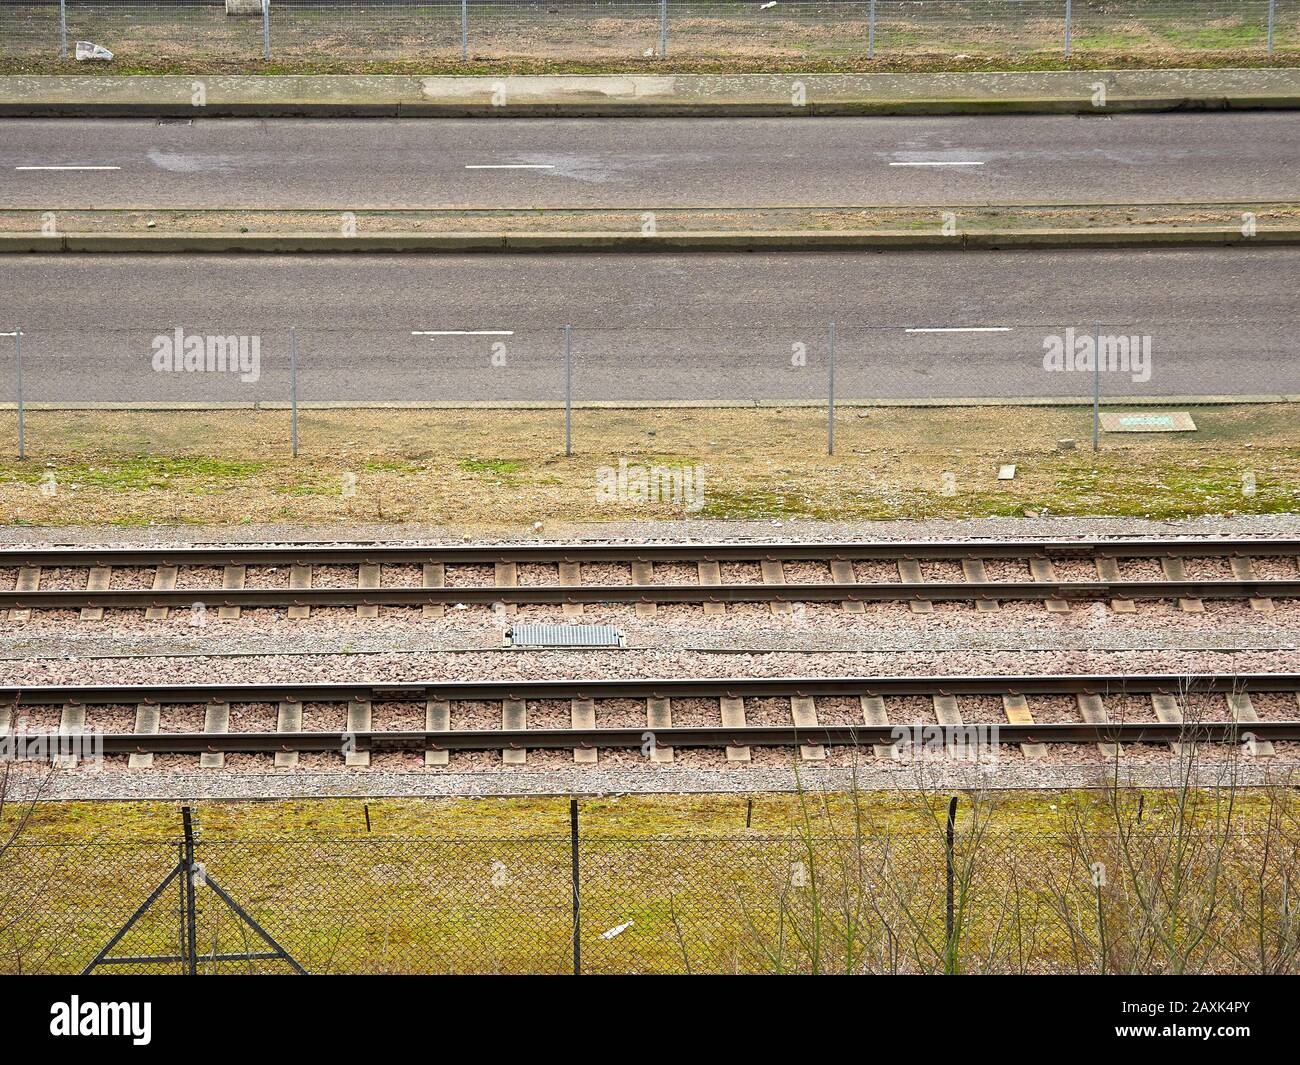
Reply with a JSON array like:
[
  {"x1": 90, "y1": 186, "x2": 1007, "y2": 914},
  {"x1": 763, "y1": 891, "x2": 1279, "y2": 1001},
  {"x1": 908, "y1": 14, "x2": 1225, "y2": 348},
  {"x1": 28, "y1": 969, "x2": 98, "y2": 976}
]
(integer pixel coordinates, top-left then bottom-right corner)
[
  {"x1": 1, "y1": 0, "x2": 1297, "y2": 62},
  {"x1": 4, "y1": 821, "x2": 1299, "y2": 973}
]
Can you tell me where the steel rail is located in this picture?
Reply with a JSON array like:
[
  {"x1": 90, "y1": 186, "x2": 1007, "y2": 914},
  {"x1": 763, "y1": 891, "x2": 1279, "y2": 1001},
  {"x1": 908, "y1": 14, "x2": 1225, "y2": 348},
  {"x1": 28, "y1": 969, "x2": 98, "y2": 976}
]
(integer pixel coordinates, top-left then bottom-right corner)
[
  {"x1": 37, "y1": 722, "x2": 1300, "y2": 756},
  {"x1": 2, "y1": 580, "x2": 1297, "y2": 611},
  {"x1": 1, "y1": 537, "x2": 1297, "y2": 567},
  {"x1": 4, "y1": 674, "x2": 1297, "y2": 707}
]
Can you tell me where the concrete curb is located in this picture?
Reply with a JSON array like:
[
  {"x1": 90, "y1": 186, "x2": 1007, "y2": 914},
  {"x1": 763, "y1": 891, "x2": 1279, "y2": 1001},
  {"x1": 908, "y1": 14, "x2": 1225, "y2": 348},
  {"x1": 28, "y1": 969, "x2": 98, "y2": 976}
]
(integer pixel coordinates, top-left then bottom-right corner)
[
  {"x1": 2, "y1": 70, "x2": 1299, "y2": 118},
  {"x1": 2, "y1": 227, "x2": 1295, "y2": 253},
  {"x1": 3, "y1": 395, "x2": 1293, "y2": 413}
]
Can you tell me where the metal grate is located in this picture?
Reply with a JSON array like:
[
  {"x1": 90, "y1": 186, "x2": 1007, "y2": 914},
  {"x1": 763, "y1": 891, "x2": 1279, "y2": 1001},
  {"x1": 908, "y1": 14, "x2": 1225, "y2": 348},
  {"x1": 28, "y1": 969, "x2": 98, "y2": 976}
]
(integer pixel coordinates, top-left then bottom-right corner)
[{"x1": 507, "y1": 624, "x2": 623, "y2": 648}]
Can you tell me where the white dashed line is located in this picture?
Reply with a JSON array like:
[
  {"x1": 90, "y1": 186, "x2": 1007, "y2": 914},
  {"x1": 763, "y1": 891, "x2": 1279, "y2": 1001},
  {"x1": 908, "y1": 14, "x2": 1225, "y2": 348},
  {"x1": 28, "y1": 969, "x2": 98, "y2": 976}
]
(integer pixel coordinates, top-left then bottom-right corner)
[
  {"x1": 464, "y1": 164, "x2": 555, "y2": 170},
  {"x1": 905, "y1": 327, "x2": 1012, "y2": 333},
  {"x1": 14, "y1": 165, "x2": 121, "y2": 171},
  {"x1": 889, "y1": 161, "x2": 985, "y2": 167},
  {"x1": 412, "y1": 330, "x2": 515, "y2": 336}
]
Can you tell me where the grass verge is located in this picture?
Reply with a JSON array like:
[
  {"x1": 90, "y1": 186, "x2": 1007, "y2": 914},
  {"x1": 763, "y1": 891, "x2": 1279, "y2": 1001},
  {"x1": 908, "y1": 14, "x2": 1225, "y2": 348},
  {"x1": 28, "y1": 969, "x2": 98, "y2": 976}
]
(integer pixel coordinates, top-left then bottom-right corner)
[{"x1": 0, "y1": 403, "x2": 1295, "y2": 527}]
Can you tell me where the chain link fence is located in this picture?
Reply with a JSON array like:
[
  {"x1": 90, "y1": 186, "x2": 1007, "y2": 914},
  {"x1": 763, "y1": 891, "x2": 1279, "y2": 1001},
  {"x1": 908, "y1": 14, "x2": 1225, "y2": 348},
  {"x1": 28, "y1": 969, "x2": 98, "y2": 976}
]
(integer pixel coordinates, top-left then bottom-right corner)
[
  {"x1": 3, "y1": 314, "x2": 1298, "y2": 456},
  {"x1": 1, "y1": 0, "x2": 1297, "y2": 62},
  {"x1": 3, "y1": 801, "x2": 1298, "y2": 973}
]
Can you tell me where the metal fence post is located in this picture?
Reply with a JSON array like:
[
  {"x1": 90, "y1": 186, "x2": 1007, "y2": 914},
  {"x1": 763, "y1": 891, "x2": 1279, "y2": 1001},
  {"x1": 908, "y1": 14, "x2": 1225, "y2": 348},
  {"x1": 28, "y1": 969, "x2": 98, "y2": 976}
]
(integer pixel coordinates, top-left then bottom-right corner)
[
  {"x1": 59, "y1": 0, "x2": 67, "y2": 60},
  {"x1": 1064, "y1": 0, "x2": 1072, "y2": 57},
  {"x1": 944, "y1": 794, "x2": 958, "y2": 975},
  {"x1": 262, "y1": 0, "x2": 271, "y2": 61},
  {"x1": 181, "y1": 806, "x2": 199, "y2": 975},
  {"x1": 1092, "y1": 321, "x2": 1101, "y2": 452},
  {"x1": 290, "y1": 327, "x2": 299, "y2": 458},
  {"x1": 13, "y1": 330, "x2": 24, "y2": 461},
  {"x1": 564, "y1": 324, "x2": 572, "y2": 457},
  {"x1": 1268, "y1": 0, "x2": 1276, "y2": 55},
  {"x1": 461, "y1": 0, "x2": 469, "y2": 61},
  {"x1": 868, "y1": 0, "x2": 877, "y2": 59},
  {"x1": 659, "y1": 0, "x2": 668, "y2": 57},
  {"x1": 826, "y1": 321, "x2": 836, "y2": 455},
  {"x1": 570, "y1": 798, "x2": 581, "y2": 975}
]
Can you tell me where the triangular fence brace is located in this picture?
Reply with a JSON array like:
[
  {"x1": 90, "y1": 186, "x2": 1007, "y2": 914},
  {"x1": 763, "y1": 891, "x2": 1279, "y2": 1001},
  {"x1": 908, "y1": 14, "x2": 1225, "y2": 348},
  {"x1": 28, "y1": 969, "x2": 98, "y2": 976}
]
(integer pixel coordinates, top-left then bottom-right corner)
[{"x1": 83, "y1": 807, "x2": 307, "y2": 974}]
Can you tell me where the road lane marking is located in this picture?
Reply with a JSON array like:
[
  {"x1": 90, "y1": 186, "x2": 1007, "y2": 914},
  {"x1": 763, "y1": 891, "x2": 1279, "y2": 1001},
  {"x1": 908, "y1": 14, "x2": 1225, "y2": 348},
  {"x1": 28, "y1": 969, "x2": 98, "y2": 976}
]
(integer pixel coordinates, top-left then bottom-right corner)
[
  {"x1": 889, "y1": 161, "x2": 985, "y2": 167},
  {"x1": 412, "y1": 330, "x2": 515, "y2": 336},
  {"x1": 905, "y1": 327, "x2": 1012, "y2": 334},
  {"x1": 14, "y1": 165, "x2": 121, "y2": 171},
  {"x1": 464, "y1": 164, "x2": 554, "y2": 170}
]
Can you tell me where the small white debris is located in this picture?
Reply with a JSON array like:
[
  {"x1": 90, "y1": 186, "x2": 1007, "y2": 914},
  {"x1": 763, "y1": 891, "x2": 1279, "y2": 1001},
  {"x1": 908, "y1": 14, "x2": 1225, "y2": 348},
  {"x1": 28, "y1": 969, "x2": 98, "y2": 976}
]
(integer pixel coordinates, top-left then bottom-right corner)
[
  {"x1": 643, "y1": 48, "x2": 655, "y2": 57},
  {"x1": 454, "y1": 603, "x2": 468, "y2": 610},
  {"x1": 532, "y1": 521, "x2": 542, "y2": 532},
  {"x1": 599, "y1": 920, "x2": 633, "y2": 940},
  {"x1": 760, "y1": 1, "x2": 777, "y2": 8},
  {"x1": 75, "y1": 41, "x2": 114, "y2": 61},
  {"x1": 997, "y1": 464, "x2": 1017, "y2": 480}
]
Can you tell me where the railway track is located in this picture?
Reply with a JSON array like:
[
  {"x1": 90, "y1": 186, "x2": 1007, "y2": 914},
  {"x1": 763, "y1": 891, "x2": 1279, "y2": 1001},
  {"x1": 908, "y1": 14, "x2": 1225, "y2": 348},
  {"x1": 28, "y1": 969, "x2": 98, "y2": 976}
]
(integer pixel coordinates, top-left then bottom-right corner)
[
  {"x1": 2, "y1": 538, "x2": 1297, "y2": 615},
  {"x1": 5, "y1": 674, "x2": 1297, "y2": 763}
]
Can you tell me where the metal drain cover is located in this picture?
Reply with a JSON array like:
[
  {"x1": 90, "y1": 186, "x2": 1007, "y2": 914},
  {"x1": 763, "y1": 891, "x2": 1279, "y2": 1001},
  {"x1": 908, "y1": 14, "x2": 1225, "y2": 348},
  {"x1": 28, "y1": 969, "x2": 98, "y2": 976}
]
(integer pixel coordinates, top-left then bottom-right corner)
[{"x1": 507, "y1": 624, "x2": 623, "y2": 649}]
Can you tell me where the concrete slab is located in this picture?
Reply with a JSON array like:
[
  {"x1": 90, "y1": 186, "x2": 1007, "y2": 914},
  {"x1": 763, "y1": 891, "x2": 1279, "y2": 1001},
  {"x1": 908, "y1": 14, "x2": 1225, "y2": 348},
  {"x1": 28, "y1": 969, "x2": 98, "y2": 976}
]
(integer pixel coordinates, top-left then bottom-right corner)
[
  {"x1": 791, "y1": 695, "x2": 825, "y2": 761},
  {"x1": 571, "y1": 697, "x2": 597, "y2": 764},
  {"x1": 128, "y1": 703, "x2": 159, "y2": 769},
  {"x1": 200, "y1": 701, "x2": 229, "y2": 769},
  {"x1": 425, "y1": 698, "x2": 450, "y2": 767},
  {"x1": 897, "y1": 559, "x2": 933, "y2": 614},
  {"x1": 346, "y1": 699, "x2": 371, "y2": 766},
  {"x1": 696, "y1": 560, "x2": 726, "y2": 618},
  {"x1": 646, "y1": 696, "x2": 674, "y2": 763},
  {"x1": 9, "y1": 565, "x2": 39, "y2": 622},
  {"x1": 146, "y1": 564, "x2": 177, "y2": 621},
  {"x1": 357, "y1": 562, "x2": 381, "y2": 619},
  {"x1": 1077, "y1": 693, "x2": 1121, "y2": 758},
  {"x1": 275, "y1": 699, "x2": 301, "y2": 767},
  {"x1": 632, "y1": 560, "x2": 656, "y2": 618},
  {"x1": 219, "y1": 564, "x2": 244, "y2": 620},
  {"x1": 829, "y1": 558, "x2": 864, "y2": 614},
  {"x1": 860, "y1": 695, "x2": 896, "y2": 760},
  {"x1": 288, "y1": 563, "x2": 312, "y2": 620},
  {"x1": 422, "y1": 562, "x2": 445, "y2": 618},
  {"x1": 1095, "y1": 557, "x2": 1135, "y2": 613},
  {"x1": 81, "y1": 565, "x2": 110, "y2": 621},
  {"x1": 1002, "y1": 694, "x2": 1046, "y2": 760},
  {"x1": 720, "y1": 696, "x2": 750, "y2": 762},
  {"x1": 559, "y1": 561, "x2": 583, "y2": 618},
  {"x1": 502, "y1": 697, "x2": 527, "y2": 765}
]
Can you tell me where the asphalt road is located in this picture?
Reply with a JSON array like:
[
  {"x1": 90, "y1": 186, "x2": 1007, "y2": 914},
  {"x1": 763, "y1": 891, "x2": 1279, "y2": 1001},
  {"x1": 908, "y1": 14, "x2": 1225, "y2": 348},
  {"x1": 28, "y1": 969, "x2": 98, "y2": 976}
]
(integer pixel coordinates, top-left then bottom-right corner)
[
  {"x1": 1, "y1": 248, "x2": 1295, "y2": 404},
  {"x1": 2, "y1": 114, "x2": 1298, "y2": 208}
]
